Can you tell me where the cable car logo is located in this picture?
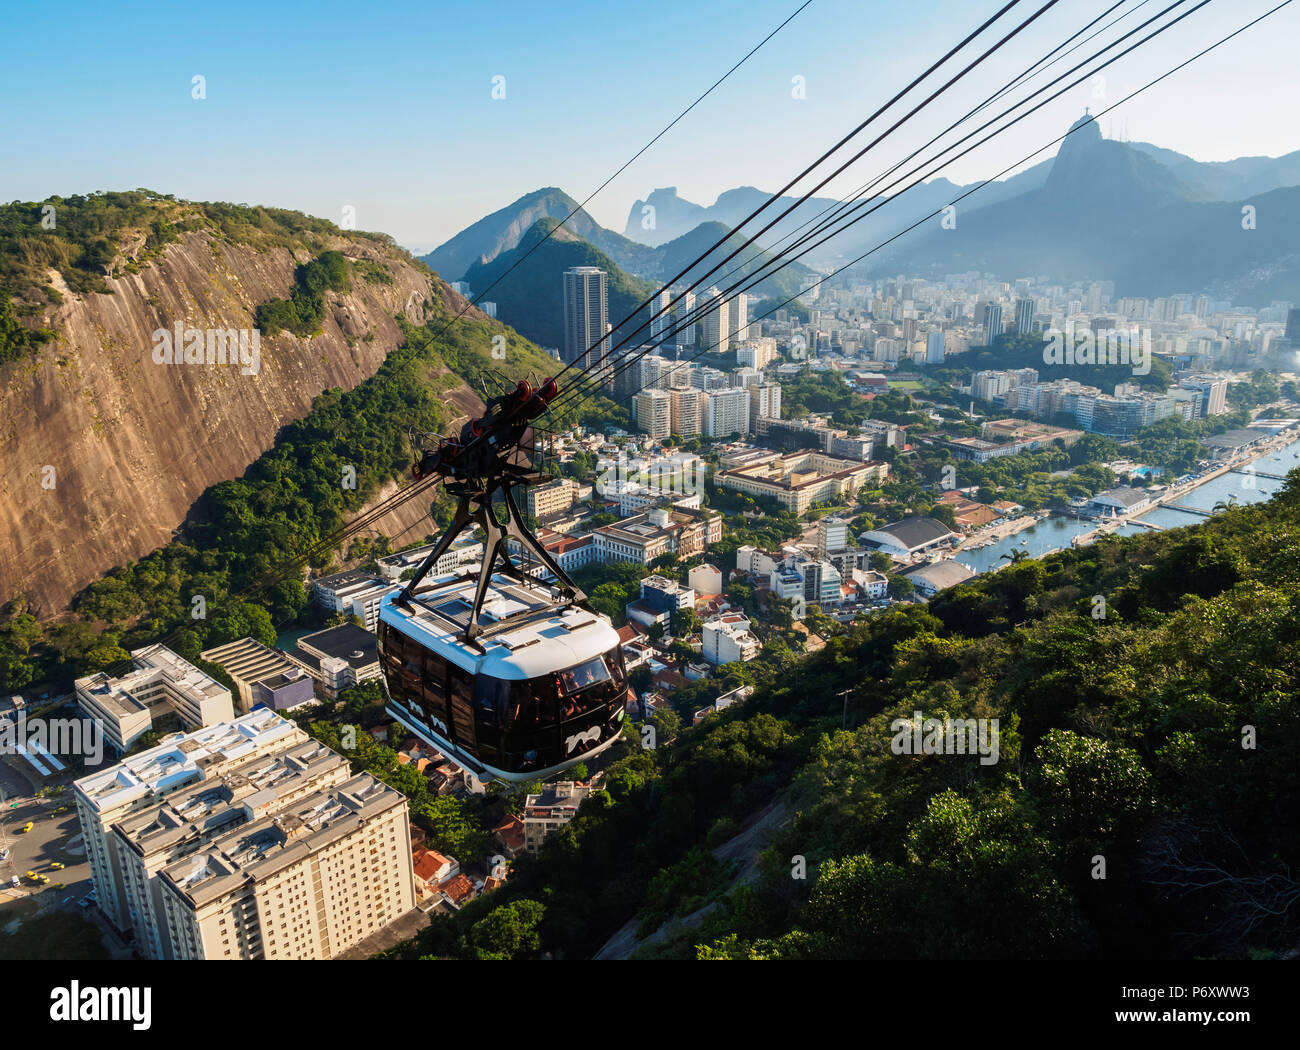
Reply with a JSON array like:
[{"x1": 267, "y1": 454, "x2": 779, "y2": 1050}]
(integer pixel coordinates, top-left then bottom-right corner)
[{"x1": 564, "y1": 726, "x2": 602, "y2": 755}]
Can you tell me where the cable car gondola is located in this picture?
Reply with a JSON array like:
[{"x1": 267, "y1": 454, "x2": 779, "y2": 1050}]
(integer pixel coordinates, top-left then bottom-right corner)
[{"x1": 378, "y1": 378, "x2": 629, "y2": 783}]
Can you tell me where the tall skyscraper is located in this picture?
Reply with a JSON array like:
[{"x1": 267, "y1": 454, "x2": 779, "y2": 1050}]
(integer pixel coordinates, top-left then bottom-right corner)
[
  {"x1": 650, "y1": 289, "x2": 673, "y2": 340},
  {"x1": 697, "y1": 287, "x2": 730, "y2": 353},
  {"x1": 563, "y1": 266, "x2": 609, "y2": 370},
  {"x1": 983, "y1": 303, "x2": 1004, "y2": 345},
  {"x1": 1014, "y1": 298, "x2": 1035, "y2": 335},
  {"x1": 728, "y1": 292, "x2": 750, "y2": 346},
  {"x1": 926, "y1": 329, "x2": 946, "y2": 364}
]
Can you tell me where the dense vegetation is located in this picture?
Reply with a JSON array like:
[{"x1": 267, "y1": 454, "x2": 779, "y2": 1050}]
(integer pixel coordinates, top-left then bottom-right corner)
[
  {"x1": 0, "y1": 190, "x2": 398, "y2": 366},
  {"x1": 383, "y1": 472, "x2": 1300, "y2": 960},
  {"x1": 255, "y1": 250, "x2": 352, "y2": 336}
]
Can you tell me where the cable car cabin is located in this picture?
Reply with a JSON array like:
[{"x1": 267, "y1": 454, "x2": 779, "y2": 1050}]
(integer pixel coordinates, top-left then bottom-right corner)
[{"x1": 378, "y1": 570, "x2": 628, "y2": 784}]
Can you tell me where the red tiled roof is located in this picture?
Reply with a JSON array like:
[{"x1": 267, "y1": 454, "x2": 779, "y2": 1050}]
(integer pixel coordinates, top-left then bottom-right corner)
[
  {"x1": 441, "y1": 874, "x2": 475, "y2": 904},
  {"x1": 493, "y1": 816, "x2": 526, "y2": 853},
  {"x1": 413, "y1": 848, "x2": 454, "y2": 884}
]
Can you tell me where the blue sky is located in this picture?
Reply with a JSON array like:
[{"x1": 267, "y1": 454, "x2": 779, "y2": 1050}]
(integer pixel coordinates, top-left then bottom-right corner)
[{"x1": 3, "y1": 0, "x2": 1296, "y2": 251}]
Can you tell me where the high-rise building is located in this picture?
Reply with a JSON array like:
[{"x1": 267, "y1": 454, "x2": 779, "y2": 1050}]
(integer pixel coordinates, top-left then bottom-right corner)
[
  {"x1": 634, "y1": 389, "x2": 672, "y2": 440},
  {"x1": 705, "y1": 387, "x2": 750, "y2": 437},
  {"x1": 1286, "y1": 308, "x2": 1300, "y2": 344},
  {"x1": 1179, "y1": 374, "x2": 1230, "y2": 417},
  {"x1": 736, "y1": 340, "x2": 777, "y2": 369},
  {"x1": 563, "y1": 266, "x2": 609, "y2": 370},
  {"x1": 697, "y1": 287, "x2": 731, "y2": 353},
  {"x1": 110, "y1": 736, "x2": 353, "y2": 958},
  {"x1": 749, "y1": 382, "x2": 782, "y2": 422},
  {"x1": 926, "y1": 329, "x2": 945, "y2": 364},
  {"x1": 74, "y1": 709, "x2": 308, "y2": 934},
  {"x1": 728, "y1": 292, "x2": 750, "y2": 345},
  {"x1": 1014, "y1": 298, "x2": 1035, "y2": 335},
  {"x1": 156, "y1": 772, "x2": 415, "y2": 960},
  {"x1": 674, "y1": 289, "x2": 696, "y2": 347},
  {"x1": 649, "y1": 289, "x2": 673, "y2": 340},
  {"x1": 670, "y1": 388, "x2": 707, "y2": 438},
  {"x1": 982, "y1": 303, "x2": 1004, "y2": 344}
]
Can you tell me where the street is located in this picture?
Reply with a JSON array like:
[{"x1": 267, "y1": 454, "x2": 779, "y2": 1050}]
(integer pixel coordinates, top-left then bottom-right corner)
[{"x1": 0, "y1": 757, "x2": 93, "y2": 916}]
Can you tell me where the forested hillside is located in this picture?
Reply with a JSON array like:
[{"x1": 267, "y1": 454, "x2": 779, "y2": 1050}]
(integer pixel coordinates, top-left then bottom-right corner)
[{"x1": 385, "y1": 474, "x2": 1300, "y2": 960}]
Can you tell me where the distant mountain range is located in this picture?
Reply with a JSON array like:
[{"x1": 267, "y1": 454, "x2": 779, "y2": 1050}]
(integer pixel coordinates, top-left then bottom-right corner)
[
  {"x1": 869, "y1": 117, "x2": 1300, "y2": 305},
  {"x1": 434, "y1": 201, "x2": 818, "y2": 349},
  {"x1": 423, "y1": 118, "x2": 1300, "y2": 311}
]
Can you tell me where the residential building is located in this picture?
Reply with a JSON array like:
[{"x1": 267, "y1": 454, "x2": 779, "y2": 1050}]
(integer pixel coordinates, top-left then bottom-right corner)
[
  {"x1": 522, "y1": 781, "x2": 592, "y2": 852},
  {"x1": 156, "y1": 772, "x2": 415, "y2": 959},
  {"x1": 669, "y1": 387, "x2": 708, "y2": 438},
  {"x1": 702, "y1": 615, "x2": 761, "y2": 666},
  {"x1": 748, "y1": 382, "x2": 782, "y2": 423},
  {"x1": 696, "y1": 287, "x2": 730, "y2": 353},
  {"x1": 526, "y1": 477, "x2": 579, "y2": 520},
  {"x1": 110, "y1": 737, "x2": 351, "y2": 958},
  {"x1": 75, "y1": 645, "x2": 234, "y2": 756},
  {"x1": 73, "y1": 709, "x2": 306, "y2": 934},
  {"x1": 705, "y1": 387, "x2": 751, "y2": 437},
  {"x1": 688, "y1": 563, "x2": 724, "y2": 596},
  {"x1": 634, "y1": 389, "x2": 671, "y2": 440}
]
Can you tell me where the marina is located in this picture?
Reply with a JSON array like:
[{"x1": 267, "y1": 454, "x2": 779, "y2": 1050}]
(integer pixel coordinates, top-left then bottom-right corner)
[{"x1": 947, "y1": 431, "x2": 1300, "y2": 577}]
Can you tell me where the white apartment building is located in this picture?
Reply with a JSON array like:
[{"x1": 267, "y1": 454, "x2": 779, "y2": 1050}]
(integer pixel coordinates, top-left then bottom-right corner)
[
  {"x1": 748, "y1": 382, "x2": 782, "y2": 422},
  {"x1": 111, "y1": 737, "x2": 352, "y2": 958},
  {"x1": 688, "y1": 563, "x2": 724, "y2": 595},
  {"x1": 696, "y1": 287, "x2": 731, "y2": 352},
  {"x1": 156, "y1": 773, "x2": 415, "y2": 960},
  {"x1": 736, "y1": 340, "x2": 777, "y2": 370},
  {"x1": 702, "y1": 614, "x2": 761, "y2": 666},
  {"x1": 75, "y1": 645, "x2": 235, "y2": 755},
  {"x1": 705, "y1": 387, "x2": 750, "y2": 437},
  {"x1": 74, "y1": 709, "x2": 305, "y2": 933}
]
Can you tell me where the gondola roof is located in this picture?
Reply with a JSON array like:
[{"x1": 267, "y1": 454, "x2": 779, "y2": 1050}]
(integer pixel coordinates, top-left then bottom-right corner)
[{"x1": 379, "y1": 567, "x2": 619, "y2": 680}]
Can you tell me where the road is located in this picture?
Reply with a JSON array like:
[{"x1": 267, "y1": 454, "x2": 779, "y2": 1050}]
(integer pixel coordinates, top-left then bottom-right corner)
[{"x1": 0, "y1": 758, "x2": 92, "y2": 914}]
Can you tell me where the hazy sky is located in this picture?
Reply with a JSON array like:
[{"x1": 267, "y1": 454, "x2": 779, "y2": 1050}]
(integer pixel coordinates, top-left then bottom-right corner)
[{"x1": 3, "y1": 0, "x2": 1296, "y2": 252}]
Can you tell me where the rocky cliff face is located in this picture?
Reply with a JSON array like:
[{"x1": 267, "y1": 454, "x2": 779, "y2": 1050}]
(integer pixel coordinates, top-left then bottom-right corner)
[{"x1": 0, "y1": 229, "x2": 480, "y2": 615}]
